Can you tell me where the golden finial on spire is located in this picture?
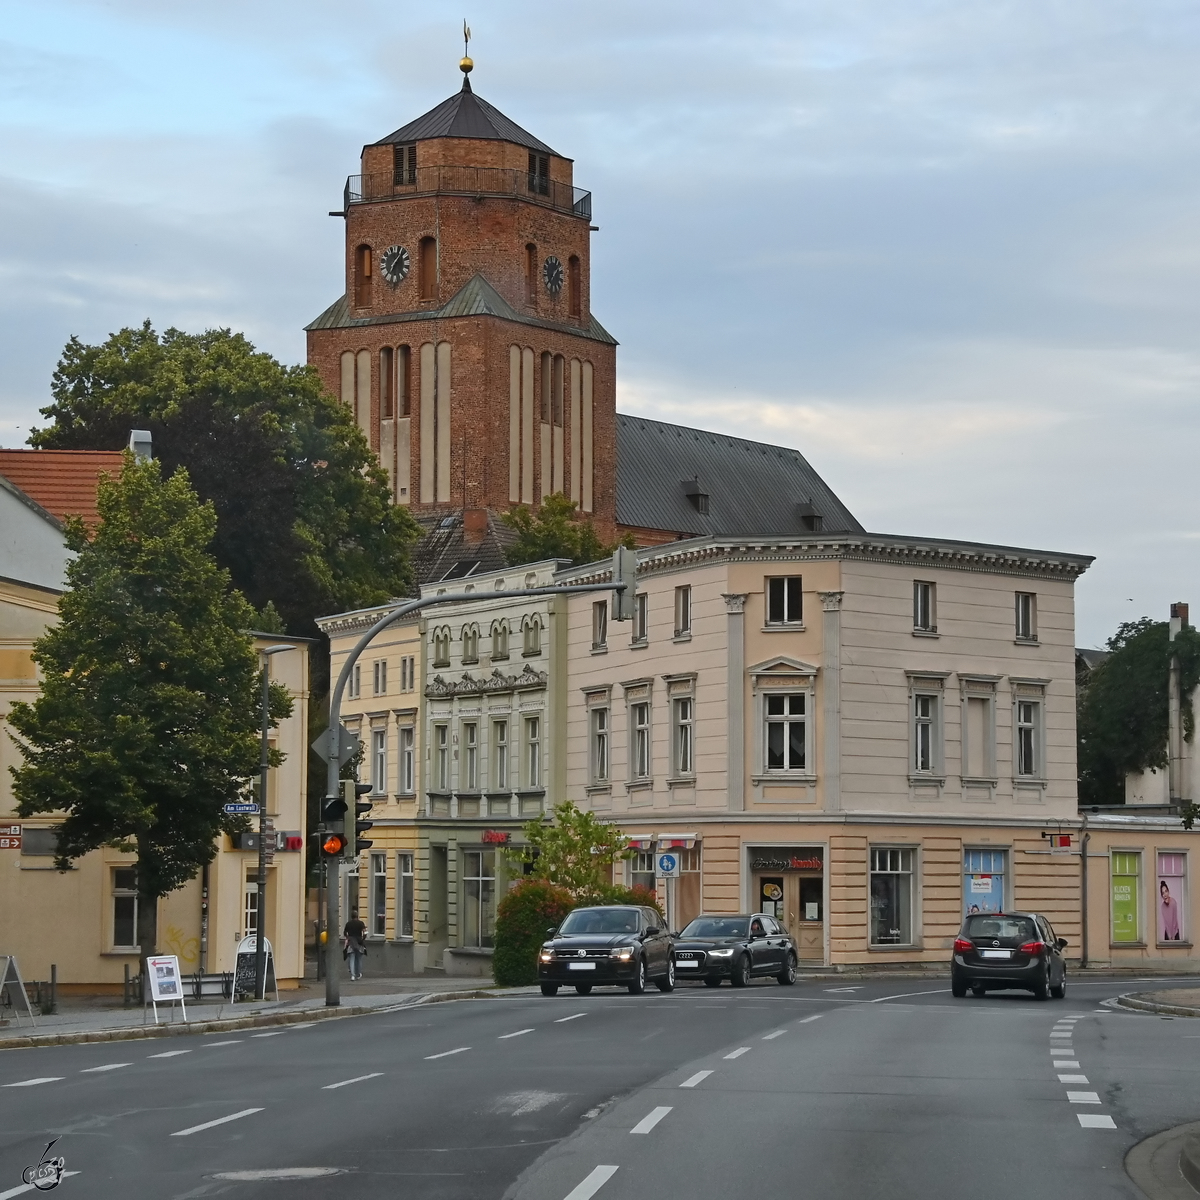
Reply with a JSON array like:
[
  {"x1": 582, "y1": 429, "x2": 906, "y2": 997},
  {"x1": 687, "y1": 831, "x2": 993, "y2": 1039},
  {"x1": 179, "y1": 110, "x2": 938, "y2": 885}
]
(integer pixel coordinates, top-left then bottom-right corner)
[{"x1": 460, "y1": 20, "x2": 473, "y2": 77}]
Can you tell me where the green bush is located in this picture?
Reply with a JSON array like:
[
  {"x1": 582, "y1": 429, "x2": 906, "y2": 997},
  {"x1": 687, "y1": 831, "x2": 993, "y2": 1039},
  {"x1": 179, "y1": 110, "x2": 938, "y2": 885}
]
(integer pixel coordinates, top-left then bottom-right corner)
[{"x1": 493, "y1": 878, "x2": 574, "y2": 986}]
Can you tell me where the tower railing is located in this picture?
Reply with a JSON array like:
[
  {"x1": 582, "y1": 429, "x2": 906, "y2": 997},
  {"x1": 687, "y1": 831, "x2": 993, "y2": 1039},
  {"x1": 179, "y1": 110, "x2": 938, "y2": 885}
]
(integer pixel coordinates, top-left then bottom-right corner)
[{"x1": 343, "y1": 167, "x2": 592, "y2": 220}]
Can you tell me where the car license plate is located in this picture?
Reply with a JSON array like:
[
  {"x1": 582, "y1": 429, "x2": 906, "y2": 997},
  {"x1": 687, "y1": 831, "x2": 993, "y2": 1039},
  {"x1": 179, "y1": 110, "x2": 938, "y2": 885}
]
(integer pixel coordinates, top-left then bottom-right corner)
[
  {"x1": 980, "y1": 950, "x2": 1011, "y2": 959},
  {"x1": 676, "y1": 960, "x2": 697, "y2": 967},
  {"x1": 568, "y1": 962, "x2": 596, "y2": 970}
]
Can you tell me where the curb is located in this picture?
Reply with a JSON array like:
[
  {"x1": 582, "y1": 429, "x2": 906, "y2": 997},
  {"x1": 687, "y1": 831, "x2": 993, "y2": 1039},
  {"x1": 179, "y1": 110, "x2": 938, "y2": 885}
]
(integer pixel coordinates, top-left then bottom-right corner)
[
  {"x1": 1116, "y1": 993, "x2": 1200, "y2": 1018},
  {"x1": 1126, "y1": 1120, "x2": 1200, "y2": 1200},
  {"x1": 0, "y1": 986, "x2": 531, "y2": 1052}
]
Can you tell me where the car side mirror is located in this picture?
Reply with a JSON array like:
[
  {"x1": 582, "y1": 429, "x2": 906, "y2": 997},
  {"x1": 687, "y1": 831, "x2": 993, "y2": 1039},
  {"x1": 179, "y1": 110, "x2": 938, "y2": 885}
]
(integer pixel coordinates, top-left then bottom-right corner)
[
  {"x1": 546, "y1": 926, "x2": 557, "y2": 936},
  {"x1": 645, "y1": 926, "x2": 661, "y2": 937},
  {"x1": 1056, "y1": 937, "x2": 1068, "y2": 950}
]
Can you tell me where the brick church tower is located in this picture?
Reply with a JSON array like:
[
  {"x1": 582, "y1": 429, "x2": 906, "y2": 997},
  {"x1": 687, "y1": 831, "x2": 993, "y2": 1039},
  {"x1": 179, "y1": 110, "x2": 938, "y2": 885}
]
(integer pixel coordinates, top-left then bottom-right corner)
[{"x1": 305, "y1": 59, "x2": 617, "y2": 556}]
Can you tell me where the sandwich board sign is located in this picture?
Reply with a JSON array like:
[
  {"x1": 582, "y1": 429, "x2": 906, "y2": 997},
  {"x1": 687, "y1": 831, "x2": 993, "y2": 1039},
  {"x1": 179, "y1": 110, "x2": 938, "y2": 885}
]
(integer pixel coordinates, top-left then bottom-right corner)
[
  {"x1": 234, "y1": 936, "x2": 278, "y2": 1002},
  {"x1": 0, "y1": 955, "x2": 35, "y2": 1027},
  {"x1": 145, "y1": 955, "x2": 187, "y2": 1024}
]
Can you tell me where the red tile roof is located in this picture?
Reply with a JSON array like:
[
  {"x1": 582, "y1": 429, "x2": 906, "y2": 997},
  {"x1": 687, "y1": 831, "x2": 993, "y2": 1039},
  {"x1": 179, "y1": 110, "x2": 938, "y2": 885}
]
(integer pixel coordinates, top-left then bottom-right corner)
[{"x1": 0, "y1": 449, "x2": 125, "y2": 527}]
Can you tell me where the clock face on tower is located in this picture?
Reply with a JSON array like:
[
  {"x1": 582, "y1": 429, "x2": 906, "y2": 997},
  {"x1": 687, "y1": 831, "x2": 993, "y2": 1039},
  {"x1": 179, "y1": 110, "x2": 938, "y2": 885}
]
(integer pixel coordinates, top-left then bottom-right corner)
[
  {"x1": 542, "y1": 255, "x2": 564, "y2": 296},
  {"x1": 381, "y1": 245, "x2": 410, "y2": 287}
]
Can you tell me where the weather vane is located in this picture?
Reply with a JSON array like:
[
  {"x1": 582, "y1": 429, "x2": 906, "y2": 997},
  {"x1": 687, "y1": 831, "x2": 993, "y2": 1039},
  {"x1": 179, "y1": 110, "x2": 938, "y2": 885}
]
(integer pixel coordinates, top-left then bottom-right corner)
[{"x1": 460, "y1": 20, "x2": 473, "y2": 77}]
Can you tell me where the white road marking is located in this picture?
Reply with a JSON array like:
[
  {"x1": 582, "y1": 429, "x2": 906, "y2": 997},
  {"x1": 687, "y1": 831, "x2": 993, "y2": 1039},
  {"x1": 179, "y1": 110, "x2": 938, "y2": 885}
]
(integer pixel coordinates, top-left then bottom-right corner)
[
  {"x1": 1054, "y1": 1061, "x2": 1081, "y2": 1069},
  {"x1": 562, "y1": 1165, "x2": 619, "y2": 1200},
  {"x1": 322, "y1": 1072, "x2": 383, "y2": 1090},
  {"x1": 824, "y1": 986, "x2": 861, "y2": 992},
  {"x1": 1058, "y1": 1074, "x2": 1089, "y2": 1083},
  {"x1": 171, "y1": 1108, "x2": 263, "y2": 1136},
  {"x1": 499, "y1": 1028, "x2": 535, "y2": 1039},
  {"x1": 286, "y1": 1022, "x2": 319, "y2": 1029},
  {"x1": 2, "y1": 1078, "x2": 62, "y2": 1088},
  {"x1": 1067, "y1": 1091, "x2": 1101, "y2": 1104},
  {"x1": 555, "y1": 1013, "x2": 587, "y2": 1023},
  {"x1": 680, "y1": 1070, "x2": 713, "y2": 1088},
  {"x1": 869, "y1": 989, "x2": 950, "y2": 1003},
  {"x1": 250, "y1": 1031, "x2": 288, "y2": 1038},
  {"x1": 80, "y1": 1063, "x2": 131, "y2": 1073},
  {"x1": 0, "y1": 1170, "x2": 80, "y2": 1197},
  {"x1": 425, "y1": 1047, "x2": 471, "y2": 1060},
  {"x1": 630, "y1": 1106, "x2": 672, "y2": 1134},
  {"x1": 202, "y1": 1040, "x2": 243, "y2": 1048},
  {"x1": 1078, "y1": 1114, "x2": 1117, "y2": 1129},
  {"x1": 763, "y1": 1030, "x2": 787, "y2": 1039},
  {"x1": 798, "y1": 1015, "x2": 823, "y2": 1024},
  {"x1": 148, "y1": 1050, "x2": 191, "y2": 1058},
  {"x1": 724, "y1": 1047, "x2": 751, "y2": 1059}
]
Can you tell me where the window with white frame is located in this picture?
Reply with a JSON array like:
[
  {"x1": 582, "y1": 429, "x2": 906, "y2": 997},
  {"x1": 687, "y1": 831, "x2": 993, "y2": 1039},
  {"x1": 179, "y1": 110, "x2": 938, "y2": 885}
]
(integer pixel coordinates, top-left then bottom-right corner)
[
  {"x1": 911, "y1": 692, "x2": 942, "y2": 776},
  {"x1": 370, "y1": 852, "x2": 387, "y2": 936},
  {"x1": 348, "y1": 662, "x2": 361, "y2": 699},
  {"x1": 491, "y1": 621, "x2": 509, "y2": 660},
  {"x1": 674, "y1": 585, "x2": 692, "y2": 637},
  {"x1": 399, "y1": 726, "x2": 415, "y2": 793},
  {"x1": 631, "y1": 850, "x2": 656, "y2": 894},
  {"x1": 764, "y1": 693, "x2": 806, "y2": 772},
  {"x1": 1158, "y1": 851, "x2": 1187, "y2": 943},
  {"x1": 493, "y1": 719, "x2": 509, "y2": 789},
  {"x1": 371, "y1": 728, "x2": 387, "y2": 794},
  {"x1": 673, "y1": 696, "x2": 694, "y2": 776},
  {"x1": 631, "y1": 702, "x2": 651, "y2": 779},
  {"x1": 766, "y1": 576, "x2": 802, "y2": 625},
  {"x1": 633, "y1": 593, "x2": 648, "y2": 643},
  {"x1": 462, "y1": 849, "x2": 496, "y2": 947},
  {"x1": 1015, "y1": 698, "x2": 1041, "y2": 777},
  {"x1": 1015, "y1": 592, "x2": 1037, "y2": 641},
  {"x1": 525, "y1": 716, "x2": 541, "y2": 787},
  {"x1": 434, "y1": 724, "x2": 449, "y2": 790},
  {"x1": 591, "y1": 706, "x2": 609, "y2": 783},
  {"x1": 244, "y1": 872, "x2": 259, "y2": 937},
  {"x1": 523, "y1": 617, "x2": 541, "y2": 656},
  {"x1": 463, "y1": 721, "x2": 478, "y2": 790},
  {"x1": 462, "y1": 624, "x2": 479, "y2": 663},
  {"x1": 397, "y1": 852, "x2": 414, "y2": 937},
  {"x1": 592, "y1": 600, "x2": 608, "y2": 649},
  {"x1": 112, "y1": 867, "x2": 138, "y2": 948},
  {"x1": 373, "y1": 659, "x2": 387, "y2": 695},
  {"x1": 913, "y1": 581, "x2": 936, "y2": 632},
  {"x1": 870, "y1": 848, "x2": 915, "y2": 945}
]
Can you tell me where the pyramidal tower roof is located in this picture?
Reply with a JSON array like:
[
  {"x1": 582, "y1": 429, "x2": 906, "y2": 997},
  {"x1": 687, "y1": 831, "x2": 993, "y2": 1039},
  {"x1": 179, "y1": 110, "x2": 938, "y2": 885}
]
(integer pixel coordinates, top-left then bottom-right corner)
[{"x1": 373, "y1": 77, "x2": 560, "y2": 157}]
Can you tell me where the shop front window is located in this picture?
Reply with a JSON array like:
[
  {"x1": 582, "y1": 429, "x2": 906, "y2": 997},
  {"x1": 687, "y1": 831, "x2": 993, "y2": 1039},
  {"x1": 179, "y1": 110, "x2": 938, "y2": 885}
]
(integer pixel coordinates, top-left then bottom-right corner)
[
  {"x1": 1111, "y1": 852, "x2": 1141, "y2": 943},
  {"x1": 1158, "y1": 852, "x2": 1187, "y2": 943},
  {"x1": 963, "y1": 849, "x2": 1006, "y2": 915},
  {"x1": 463, "y1": 850, "x2": 496, "y2": 948},
  {"x1": 632, "y1": 850, "x2": 656, "y2": 895},
  {"x1": 870, "y1": 848, "x2": 914, "y2": 946}
]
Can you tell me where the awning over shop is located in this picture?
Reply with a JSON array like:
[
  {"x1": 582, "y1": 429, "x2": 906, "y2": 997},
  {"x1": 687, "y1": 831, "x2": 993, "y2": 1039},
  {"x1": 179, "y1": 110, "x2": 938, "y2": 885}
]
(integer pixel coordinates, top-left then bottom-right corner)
[{"x1": 657, "y1": 833, "x2": 698, "y2": 849}]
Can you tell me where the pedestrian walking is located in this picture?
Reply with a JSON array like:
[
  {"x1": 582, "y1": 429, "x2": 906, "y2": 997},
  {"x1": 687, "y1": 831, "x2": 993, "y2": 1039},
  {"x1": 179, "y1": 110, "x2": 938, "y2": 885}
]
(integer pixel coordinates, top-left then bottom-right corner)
[{"x1": 343, "y1": 909, "x2": 367, "y2": 980}]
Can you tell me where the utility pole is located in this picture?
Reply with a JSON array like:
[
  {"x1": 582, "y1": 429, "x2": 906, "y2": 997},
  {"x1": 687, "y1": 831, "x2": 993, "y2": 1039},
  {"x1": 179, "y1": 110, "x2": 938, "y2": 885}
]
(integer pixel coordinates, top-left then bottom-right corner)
[{"x1": 1169, "y1": 602, "x2": 1188, "y2": 808}]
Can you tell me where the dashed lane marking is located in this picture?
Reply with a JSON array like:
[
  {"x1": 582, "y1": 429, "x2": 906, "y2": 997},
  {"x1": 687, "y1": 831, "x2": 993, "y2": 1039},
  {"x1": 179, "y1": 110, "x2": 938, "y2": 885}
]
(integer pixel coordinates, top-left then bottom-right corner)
[
  {"x1": 630, "y1": 1106, "x2": 672, "y2": 1134},
  {"x1": 499, "y1": 1029, "x2": 535, "y2": 1039},
  {"x1": 869, "y1": 989, "x2": 951, "y2": 1003},
  {"x1": 322, "y1": 1073, "x2": 383, "y2": 1090},
  {"x1": 1067, "y1": 1091, "x2": 1101, "y2": 1104},
  {"x1": 2, "y1": 1078, "x2": 62, "y2": 1088},
  {"x1": 680, "y1": 1070, "x2": 713, "y2": 1089},
  {"x1": 798, "y1": 1015, "x2": 823, "y2": 1024},
  {"x1": 724, "y1": 1047, "x2": 751, "y2": 1059},
  {"x1": 1078, "y1": 1114, "x2": 1118, "y2": 1129},
  {"x1": 424, "y1": 1047, "x2": 471, "y2": 1060},
  {"x1": 148, "y1": 1050, "x2": 191, "y2": 1058},
  {"x1": 562, "y1": 1165, "x2": 619, "y2": 1200},
  {"x1": 1058, "y1": 1074, "x2": 1089, "y2": 1083},
  {"x1": 80, "y1": 1063, "x2": 130, "y2": 1073},
  {"x1": 1054, "y1": 1061, "x2": 1081, "y2": 1069},
  {"x1": 171, "y1": 1108, "x2": 263, "y2": 1137},
  {"x1": 555, "y1": 1013, "x2": 587, "y2": 1023},
  {"x1": 763, "y1": 1030, "x2": 787, "y2": 1039},
  {"x1": 201, "y1": 1040, "x2": 243, "y2": 1048},
  {"x1": 824, "y1": 987, "x2": 862, "y2": 992},
  {"x1": 250, "y1": 1031, "x2": 288, "y2": 1038}
]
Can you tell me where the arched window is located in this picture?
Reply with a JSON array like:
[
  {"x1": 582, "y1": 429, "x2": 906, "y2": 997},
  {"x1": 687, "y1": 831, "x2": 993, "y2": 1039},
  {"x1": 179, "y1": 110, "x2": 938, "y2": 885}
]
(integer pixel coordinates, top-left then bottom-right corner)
[
  {"x1": 491, "y1": 620, "x2": 509, "y2": 661},
  {"x1": 380, "y1": 347, "x2": 394, "y2": 419},
  {"x1": 525, "y1": 243, "x2": 537, "y2": 305},
  {"x1": 339, "y1": 351, "x2": 355, "y2": 408},
  {"x1": 568, "y1": 255, "x2": 581, "y2": 317},
  {"x1": 398, "y1": 345, "x2": 411, "y2": 416},
  {"x1": 419, "y1": 237, "x2": 437, "y2": 301},
  {"x1": 540, "y1": 351, "x2": 552, "y2": 423},
  {"x1": 432, "y1": 626, "x2": 451, "y2": 667},
  {"x1": 522, "y1": 616, "x2": 541, "y2": 657},
  {"x1": 355, "y1": 245, "x2": 372, "y2": 307},
  {"x1": 552, "y1": 355, "x2": 564, "y2": 426},
  {"x1": 461, "y1": 624, "x2": 479, "y2": 664}
]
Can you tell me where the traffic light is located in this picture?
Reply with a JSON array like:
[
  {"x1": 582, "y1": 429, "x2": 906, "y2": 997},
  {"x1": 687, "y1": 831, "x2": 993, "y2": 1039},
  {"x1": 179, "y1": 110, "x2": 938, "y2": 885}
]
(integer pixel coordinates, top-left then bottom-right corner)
[
  {"x1": 343, "y1": 779, "x2": 374, "y2": 857},
  {"x1": 321, "y1": 831, "x2": 347, "y2": 856},
  {"x1": 321, "y1": 793, "x2": 347, "y2": 825},
  {"x1": 612, "y1": 545, "x2": 637, "y2": 621}
]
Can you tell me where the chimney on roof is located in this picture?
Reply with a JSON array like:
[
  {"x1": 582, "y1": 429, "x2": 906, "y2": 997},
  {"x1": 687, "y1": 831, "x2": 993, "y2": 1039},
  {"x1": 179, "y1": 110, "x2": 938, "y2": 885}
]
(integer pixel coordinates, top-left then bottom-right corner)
[
  {"x1": 797, "y1": 501, "x2": 823, "y2": 533},
  {"x1": 128, "y1": 430, "x2": 152, "y2": 462},
  {"x1": 463, "y1": 507, "x2": 488, "y2": 546}
]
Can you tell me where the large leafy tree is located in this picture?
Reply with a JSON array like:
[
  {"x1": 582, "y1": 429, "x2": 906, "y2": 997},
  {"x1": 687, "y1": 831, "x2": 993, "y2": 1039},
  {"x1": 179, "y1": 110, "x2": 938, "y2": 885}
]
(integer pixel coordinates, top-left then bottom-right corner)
[
  {"x1": 507, "y1": 799, "x2": 633, "y2": 899},
  {"x1": 7, "y1": 454, "x2": 292, "y2": 968},
  {"x1": 1078, "y1": 618, "x2": 1200, "y2": 820},
  {"x1": 503, "y1": 493, "x2": 630, "y2": 568}
]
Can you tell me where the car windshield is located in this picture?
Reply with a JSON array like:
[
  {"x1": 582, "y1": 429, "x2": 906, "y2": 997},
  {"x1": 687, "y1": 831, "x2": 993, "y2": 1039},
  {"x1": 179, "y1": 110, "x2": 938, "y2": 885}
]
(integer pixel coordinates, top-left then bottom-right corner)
[
  {"x1": 964, "y1": 915, "x2": 1037, "y2": 942},
  {"x1": 680, "y1": 917, "x2": 750, "y2": 939},
  {"x1": 558, "y1": 908, "x2": 640, "y2": 935}
]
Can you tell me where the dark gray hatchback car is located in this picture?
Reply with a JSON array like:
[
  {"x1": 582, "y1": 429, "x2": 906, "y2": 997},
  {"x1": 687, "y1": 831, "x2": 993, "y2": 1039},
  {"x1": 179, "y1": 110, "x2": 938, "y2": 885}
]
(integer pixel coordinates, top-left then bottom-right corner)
[{"x1": 951, "y1": 911, "x2": 1067, "y2": 1000}]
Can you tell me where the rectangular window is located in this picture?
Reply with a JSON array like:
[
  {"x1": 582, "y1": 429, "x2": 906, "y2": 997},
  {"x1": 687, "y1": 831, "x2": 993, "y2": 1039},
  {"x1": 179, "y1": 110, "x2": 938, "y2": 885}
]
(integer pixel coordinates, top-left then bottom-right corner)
[
  {"x1": 373, "y1": 660, "x2": 387, "y2": 696},
  {"x1": 870, "y1": 848, "x2": 914, "y2": 946},
  {"x1": 673, "y1": 696, "x2": 694, "y2": 776},
  {"x1": 592, "y1": 600, "x2": 608, "y2": 649},
  {"x1": 528, "y1": 152, "x2": 550, "y2": 196},
  {"x1": 591, "y1": 707, "x2": 609, "y2": 783},
  {"x1": 766, "y1": 576, "x2": 802, "y2": 625},
  {"x1": 393, "y1": 142, "x2": 416, "y2": 186},
  {"x1": 633, "y1": 592, "x2": 648, "y2": 643},
  {"x1": 765, "y1": 693, "x2": 806, "y2": 771},
  {"x1": 399, "y1": 726, "x2": 415, "y2": 794},
  {"x1": 463, "y1": 850, "x2": 497, "y2": 947},
  {"x1": 371, "y1": 728, "x2": 387, "y2": 795},
  {"x1": 244, "y1": 874, "x2": 259, "y2": 937},
  {"x1": 674, "y1": 586, "x2": 692, "y2": 637},
  {"x1": 19, "y1": 826, "x2": 59, "y2": 856},
  {"x1": 397, "y1": 852, "x2": 414, "y2": 938},
  {"x1": 112, "y1": 867, "x2": 138, "y2": 948},
  {"x1": 348, "y1": 663, "x2": 361, "y2": 699},
  {"x1": 463, "y1": 722, "x2": 478, "y2": 791},
  {"x1": 370, "y1": 852, "x2": 387, "y2": 937},
  {"x1": 434, "y1": 724, "x2": 449, "y2": 790},
  {"x1": 1015, "y1": 592, "x2": 1037, "y2": 640},
  {"x1": 631, "y1": 702, "x2": 651, "y2": 779},
  {"x1": 1112, "y1": 851, "x2": 1141, "y2": 944},
  {"x1": 913, "y1": 694, "x2": 937, "y2": 774},
  {"x1": 493, "y1": 720, "x2": 509, "y2": 790},
  {"x1": 963, "y1": 849, "x2": 1006, "y2": 916},
  {"x1": 631, "y1": 850, "x2": 656, "y2": 895},
  {"x1": 1016, "y1": 700, "x2": 1040, "y2": 777},
  {"x1": 913, "y1": 581, "x2": 936, "y2": 632},
  {"x1": 1158, "y1": 852, "x2": 1187, "y2": 943},
  {"x1": 400, "y1": 656, "x2": 415, "y2": 692},
  {"x1": 525, "y1": 716, "x2": 541, "y2": 788}
]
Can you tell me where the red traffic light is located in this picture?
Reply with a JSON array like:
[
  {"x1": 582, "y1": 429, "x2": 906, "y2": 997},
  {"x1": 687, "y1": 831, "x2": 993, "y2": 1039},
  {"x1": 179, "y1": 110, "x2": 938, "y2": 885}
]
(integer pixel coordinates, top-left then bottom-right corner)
[{"x1": 321, "y1": 832, "x2": 347, "y2": 856}]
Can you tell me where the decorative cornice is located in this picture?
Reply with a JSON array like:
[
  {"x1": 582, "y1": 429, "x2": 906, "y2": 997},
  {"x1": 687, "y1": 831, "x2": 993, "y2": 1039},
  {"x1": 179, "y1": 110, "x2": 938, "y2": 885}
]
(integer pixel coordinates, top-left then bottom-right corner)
[{"x1": 424, "y1": 664, "x2": 547, "y2": 699}]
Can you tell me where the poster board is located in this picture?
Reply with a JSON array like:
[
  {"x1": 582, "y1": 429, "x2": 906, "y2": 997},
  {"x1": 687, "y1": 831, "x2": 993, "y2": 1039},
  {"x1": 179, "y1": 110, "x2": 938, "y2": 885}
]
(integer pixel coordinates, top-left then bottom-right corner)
[
  {"x1": 234, "y1": 936, "x2": 277, "y2": 1002},
  {"x1": 0, "y1": 956, "x2": 35, "y2": 1027},
  {"x1": 145, "y1": 955, "x2": 187, "y2": 1024}
]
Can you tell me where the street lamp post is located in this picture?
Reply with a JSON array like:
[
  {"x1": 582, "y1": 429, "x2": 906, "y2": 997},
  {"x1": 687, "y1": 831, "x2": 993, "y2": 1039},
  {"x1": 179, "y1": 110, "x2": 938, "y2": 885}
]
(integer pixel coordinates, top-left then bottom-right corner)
[{"x1": 255, "y1": 644, "x2": 294, "y2": 1002}]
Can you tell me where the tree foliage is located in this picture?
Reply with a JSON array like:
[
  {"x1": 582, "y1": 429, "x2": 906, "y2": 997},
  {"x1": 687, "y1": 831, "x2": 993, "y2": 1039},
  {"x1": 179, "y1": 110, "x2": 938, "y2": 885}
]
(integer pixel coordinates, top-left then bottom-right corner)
[
  {"x1": 1078, "y1": 618, "x2": 1200, "y2": 812},
  {"x1": 492, "y1": 878, "x2": 575, "y2": 986},
  {"x1": 503, "y1": 492, "x2": 631, "y2": 568},
  {"x1": 31, "y1": 323, "x2": 420, "y2": 637},
  {"x1": 506, "y1": 800, "x2": 634, "y2": 900},
  {"x1": 6, "y1": 454, "x2": 292, "y2": 963}
]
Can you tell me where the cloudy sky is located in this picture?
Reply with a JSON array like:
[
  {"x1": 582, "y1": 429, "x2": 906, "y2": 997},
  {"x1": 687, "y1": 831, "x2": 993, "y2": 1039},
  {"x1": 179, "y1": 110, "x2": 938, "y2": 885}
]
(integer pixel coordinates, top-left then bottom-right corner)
[{"x1": 2, "y1": 0, "x2": 1198, "y2": 645}]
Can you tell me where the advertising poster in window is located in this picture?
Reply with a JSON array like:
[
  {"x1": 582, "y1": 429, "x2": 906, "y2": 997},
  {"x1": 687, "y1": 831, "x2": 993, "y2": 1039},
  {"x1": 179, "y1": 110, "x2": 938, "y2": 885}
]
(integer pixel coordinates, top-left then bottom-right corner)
[
  {"x1": 1158, "y1": 853, "x2": 1187, "y2": 943},
  {"x1": 1111, "y1": 853, "x2": 1140, "y2": 943},
  {"x1": 963, "y1": 850, "x2": 1005, "y2": 916}
]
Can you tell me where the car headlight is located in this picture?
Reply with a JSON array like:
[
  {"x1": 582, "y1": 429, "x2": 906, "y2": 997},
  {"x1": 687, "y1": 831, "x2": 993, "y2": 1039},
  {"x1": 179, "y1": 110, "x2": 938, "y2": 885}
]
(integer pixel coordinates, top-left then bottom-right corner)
[
  {"x1": 539, "y1": 949, "x2": 554, "y2": 963},
  {"x1": 707, "y1": 948, "x2": 735, "y2": 958},
  {"x1": 610, "y1": 946, "x2": 635, "y2": 960}
]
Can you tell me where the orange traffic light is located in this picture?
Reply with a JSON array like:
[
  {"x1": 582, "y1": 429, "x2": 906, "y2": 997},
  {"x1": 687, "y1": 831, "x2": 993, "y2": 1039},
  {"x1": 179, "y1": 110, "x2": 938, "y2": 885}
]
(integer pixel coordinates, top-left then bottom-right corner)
[{"x1": 321, "y1": 832, "x2": 347, "y2": 856}]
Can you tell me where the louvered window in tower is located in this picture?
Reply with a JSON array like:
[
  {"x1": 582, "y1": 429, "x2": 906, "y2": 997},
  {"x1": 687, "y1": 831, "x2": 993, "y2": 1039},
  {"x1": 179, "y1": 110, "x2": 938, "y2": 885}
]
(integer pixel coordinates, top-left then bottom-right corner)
[
  {"x1": 419, "y1": 237, "x2": 437, "y2": 301},
  {"x1": 355, "y1": 245, "x2": 372, "y2": 307},
  {"x1": 525, "y1": 244, "x2": 537, "y2": 305},
  {"x1": 528, "y1": 153, "x2": 549, "y2": 196},
  {"x1": 393, "y1": 143, "x2": 417, "y2": 187}
]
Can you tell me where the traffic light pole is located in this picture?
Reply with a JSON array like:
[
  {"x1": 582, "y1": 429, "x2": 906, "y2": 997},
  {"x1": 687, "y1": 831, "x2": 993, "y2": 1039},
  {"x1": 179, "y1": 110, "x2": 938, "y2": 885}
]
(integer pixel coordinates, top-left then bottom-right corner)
[{"x1": 322, "y1": 572, "x2": 630, "y2": 1007}]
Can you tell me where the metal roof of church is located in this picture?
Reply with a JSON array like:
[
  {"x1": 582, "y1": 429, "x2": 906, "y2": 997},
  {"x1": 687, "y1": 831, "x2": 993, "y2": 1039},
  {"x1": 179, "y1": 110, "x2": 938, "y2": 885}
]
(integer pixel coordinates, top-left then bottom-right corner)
[
  {"x1": 615, "y1": 414, "x2": 864, "y2": 538},
  {"x1": 373, "y1": 80, "x2": 560, "y2": 157}
]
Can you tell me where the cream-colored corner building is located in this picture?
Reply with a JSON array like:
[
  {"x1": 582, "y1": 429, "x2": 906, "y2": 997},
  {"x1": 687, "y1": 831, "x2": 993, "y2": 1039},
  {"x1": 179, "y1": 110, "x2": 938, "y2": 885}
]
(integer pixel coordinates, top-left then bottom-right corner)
[
  {"x1": 317, "y1": 605, "x2": 423, "y2": 972},
  {"x1": 556, "y1": 535, "x2": 1200, "y2": 970}
]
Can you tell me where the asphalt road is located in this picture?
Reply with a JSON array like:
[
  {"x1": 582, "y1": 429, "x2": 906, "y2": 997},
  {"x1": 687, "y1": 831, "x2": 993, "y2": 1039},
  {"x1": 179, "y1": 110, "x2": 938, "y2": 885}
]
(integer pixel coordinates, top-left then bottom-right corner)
[{"x1": 2, "y1": 975, "x2": 1199, "y2": 1200}]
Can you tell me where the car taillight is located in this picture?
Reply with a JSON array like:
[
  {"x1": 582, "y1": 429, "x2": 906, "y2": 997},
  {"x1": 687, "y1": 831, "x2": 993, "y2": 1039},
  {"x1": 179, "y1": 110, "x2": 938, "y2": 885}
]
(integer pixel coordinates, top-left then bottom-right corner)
[
  {"x1": 953, "y1": 937, "x2": 973, "y2": 954},
  {"x1": 1018, "y1": 940, "x2": 1046, "y2": 956}
]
